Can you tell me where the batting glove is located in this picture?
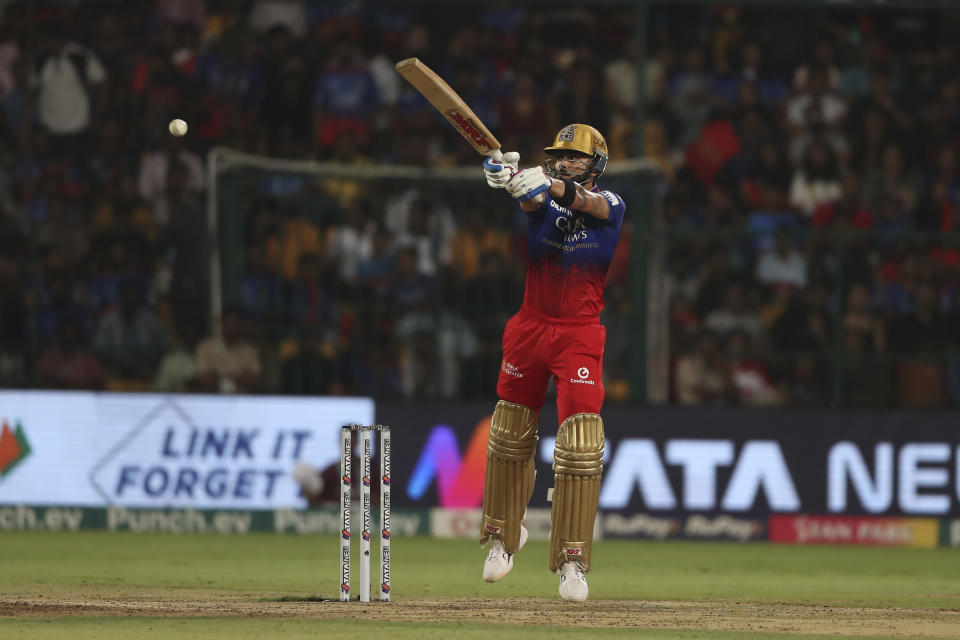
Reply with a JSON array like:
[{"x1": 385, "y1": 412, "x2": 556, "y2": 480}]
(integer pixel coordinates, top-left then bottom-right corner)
[
  {"x1": 483, "y1": 151, "x2": 520, "y2": 189},
  {"x1": 506, "y1": 166, "x2": 551, "y2": 201}
]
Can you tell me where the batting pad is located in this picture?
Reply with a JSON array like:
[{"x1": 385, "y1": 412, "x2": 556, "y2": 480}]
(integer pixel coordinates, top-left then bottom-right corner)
[
  {"x1": 549, "y1": 413, "x2": 604, "y2": 573},
  {"x1": 480, "y1": 400, "x2": 538, "y2": 553}
]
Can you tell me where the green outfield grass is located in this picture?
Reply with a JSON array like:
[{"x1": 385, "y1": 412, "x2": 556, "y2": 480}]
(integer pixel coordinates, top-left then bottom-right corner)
[{"x1": 1, "y1": 531, "x2": 958, "y2": 639}]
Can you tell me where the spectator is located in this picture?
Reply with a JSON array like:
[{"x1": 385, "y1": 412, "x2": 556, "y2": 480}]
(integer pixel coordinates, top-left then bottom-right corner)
[
  {"x1": 156, "y1": 161, "x2": 209, "y2": 331},
  {"x1": 93, "y1": 279, "x2": 169, "y2": 383},
  {"x1": 386, "y1": 245, "x2": 434, "y2": 315},
  {"x1": 668, "y1": 45, "x2": 714, "y2": 150},
  {"x1": 282, "y1": 324, "x2": 343, "y2": 395},
  {"x1": 152, "y1": 320, "x2": 200, "y2": 392},
  {"x1": 785, "y1": 357, "x2": 828, "y2": 407},
  {"x1": 603, "y1": 40, "x2": 637, "y2": 160},
  {"x1": 842, "y1": 330, "x2": 891, "y2": 408},
  {"x1": 356, "y1": 227, "x2": 397, "y2": 294},
  {"x1": 250, "y1": 1, "x2": 308, "y2": 37},
  {"x1": 195, "y1": 308, "x2": 263, "y2": 393},
  {"x1": 674, "y1": 331, "x2": 733, "y2": 405},
  {"x1": 24, "y1": 268, "x2": 91, "y2": 347},
  {"x1": 725, "y1": 330, "x2": 783, "y2": 406},
  {"x1": 286, "y1": 253, "x2": 338, "y2": 332},
  {"x1": 788, "y1": 102, "x2": 850, "y2": 167},
  {"x1": 395, "y1": 281, "x2": 478, "y2": 399},
  {"x1": 36, "y1": 318, "x2": 105, "y2": 390},
  {"x1": 394, "y1": 197, "x2": 454, "y2": 277},
  {"x1": 771, "y1": 280, "x2": 830, "y2": 351},
  {"x1": 786, "y1": 66, "x2": 846, "y2": 138},
  {"x1": 789, "y1": 138, "x2": 842, "y2": 216},
  {"x1": 733, "y1": 40, "x2": 788, "y2": 107},
  {"x1": 28, "y1": 23, "x2": 107, "y2": 145},
  {"x1": 313, "y1": 38, "x2": 378, "y2": 152},
  {"x1": 498, "y1": 70, "x2": 555, "y2": 162},
  {"x1": 460, "y1": 249, "x2": 523, "y2": 391},
  {"x1": 669, "y1": 293, "x2": 700, "y2": 348},
  {"x1": 732, "y1": 81, "x2": 776, "y2": 171},
  {"x1": 756, "y1": 231, "x2": 808, "y2": 290},
  {"x1": 0, "y1": 252, "x2": 26, "y2": 385},
  {"x1": 694, "y1": 245, "x2": 737, "y2": 318},
  {"x1": 914, "y1": 177, "x2": 955, "y2": 232},
  {"x1": 704, "y1": 282, "x2": 762, "y2": 337},
  {"x1": 848, "y1": 71, "x2": 914, "y2": 146},
  {"x1": 747, "y1": 140, "x2": 792, "y2": 194},
  {"x1": 862, "y1": 142, "x2": 915, "y2": 217},
  {"x1": 262, "y1": 201, "x2": 322, "y2": 281},
  {"x1": 811, "y1": 171, "x2": 873, "y2": 229},
  {"x1": 137, "y1": 136, "x2": 205, "y2": 221},
  {"x1": 328, "y1": 204, "x2": 374, "y2": 283},
  {"x1": 792, "y1": 39, "x2": 841, "y2": 94},
  {"x1": 843, "y1": 283, "x2": 886, "y2": 352},
  {"x1": 888, "y1": 282, "x2": 950, "y2": 353},
  {"x1": 556, "y1": 57, "x2": 608, "y2": 148}
]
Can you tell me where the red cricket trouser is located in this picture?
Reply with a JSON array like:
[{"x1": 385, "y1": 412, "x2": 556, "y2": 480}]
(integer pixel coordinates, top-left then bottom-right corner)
[{"x1": 496, "y1": 307, "x2": 606, "y2": 425}]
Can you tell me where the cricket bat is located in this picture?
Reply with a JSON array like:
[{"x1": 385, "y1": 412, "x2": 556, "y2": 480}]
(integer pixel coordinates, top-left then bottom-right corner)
[{"x1": 394, "y1": 57, "x2": 503, "y2": 161}]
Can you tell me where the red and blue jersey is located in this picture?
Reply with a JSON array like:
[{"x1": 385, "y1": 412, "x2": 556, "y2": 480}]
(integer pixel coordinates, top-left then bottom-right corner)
[{"x1": 521, "y1": 188, "x2": 626, "y2": 320}]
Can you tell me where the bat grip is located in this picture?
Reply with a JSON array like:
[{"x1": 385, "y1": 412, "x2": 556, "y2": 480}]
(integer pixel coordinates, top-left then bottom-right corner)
[{"x1": 486, "y1": 149, "x2": 503, "y2": 162}]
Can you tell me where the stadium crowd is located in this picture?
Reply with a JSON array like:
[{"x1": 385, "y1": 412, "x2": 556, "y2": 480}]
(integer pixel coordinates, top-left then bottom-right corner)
[{"x1": 0, "y1": 1, "x2": 958, "y2": 407}]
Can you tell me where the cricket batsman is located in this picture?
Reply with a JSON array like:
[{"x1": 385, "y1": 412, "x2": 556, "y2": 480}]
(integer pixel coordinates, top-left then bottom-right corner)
[{"x1": 478, "y1": 124, "x2": 626, "y2": 601}]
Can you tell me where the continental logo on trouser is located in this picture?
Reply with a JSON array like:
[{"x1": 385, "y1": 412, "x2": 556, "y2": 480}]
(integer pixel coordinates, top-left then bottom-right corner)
[{"x1": 570, "y1": 366, "x2": 595, "y2": 385}]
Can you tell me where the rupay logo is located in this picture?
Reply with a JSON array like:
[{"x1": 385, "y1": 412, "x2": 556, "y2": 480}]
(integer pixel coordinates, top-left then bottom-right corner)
[
  {"x1": 407, "y1": 416, "x2": 491, "y2": 507},
  {"x1": 0, "y1": 419, "x2": 31, "y2": 481}
]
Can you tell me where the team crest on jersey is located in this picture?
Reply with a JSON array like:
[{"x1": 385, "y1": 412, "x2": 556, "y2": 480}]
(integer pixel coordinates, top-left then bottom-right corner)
[{"x1": 558, "y1": 125, "x2": 576, "y2": 142}]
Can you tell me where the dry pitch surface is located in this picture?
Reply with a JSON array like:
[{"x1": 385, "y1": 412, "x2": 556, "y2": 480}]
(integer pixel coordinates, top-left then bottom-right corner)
[
  {"x1": 3, "y1": 594, "x2": 960, "y2": 638},
  {"x1": 2, "y1": 532, "x2": 959, "y2": 639}
]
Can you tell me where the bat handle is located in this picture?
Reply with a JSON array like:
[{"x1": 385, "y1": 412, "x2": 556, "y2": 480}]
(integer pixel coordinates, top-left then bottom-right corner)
[{"x1": 486, "y1": 149, "x2": 503, "y2": 162}]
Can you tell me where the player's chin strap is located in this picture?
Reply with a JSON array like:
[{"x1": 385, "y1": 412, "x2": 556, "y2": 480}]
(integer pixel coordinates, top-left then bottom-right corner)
[{"x1": 543, "y1": 159, "x2": 599, "y2": 186}]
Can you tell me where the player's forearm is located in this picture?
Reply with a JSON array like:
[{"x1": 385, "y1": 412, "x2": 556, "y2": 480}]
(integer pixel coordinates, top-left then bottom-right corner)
[{"x1": 547, "y1": 179, "x2": 610, "y2": 220}]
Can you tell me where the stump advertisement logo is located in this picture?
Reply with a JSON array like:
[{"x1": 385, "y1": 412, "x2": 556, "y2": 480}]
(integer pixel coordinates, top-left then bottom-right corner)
[{"x1": 0, "y1": 419, "x2": 31, "y2": 481}]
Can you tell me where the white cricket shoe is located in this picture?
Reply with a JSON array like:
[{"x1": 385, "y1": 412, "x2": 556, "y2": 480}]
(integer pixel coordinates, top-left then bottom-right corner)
[
  {"x1": 558, "y1": 561, "x2": 589, "y2": 602},
  {"x1": 482, "y1": 525, "x2": 528, "y2": 583}
]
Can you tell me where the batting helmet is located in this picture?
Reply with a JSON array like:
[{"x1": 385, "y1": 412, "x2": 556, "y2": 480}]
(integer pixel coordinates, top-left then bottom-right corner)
[{"x1": 544, "y1": 124, "x2": 608, "y2": 183}]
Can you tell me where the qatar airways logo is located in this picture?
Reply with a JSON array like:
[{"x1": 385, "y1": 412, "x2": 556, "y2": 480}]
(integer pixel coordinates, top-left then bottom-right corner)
[
  {"x1": 570, "y1": 366, "x2": 595, "y2": 385},
  {"x1": 555, "y1": 211, "x2": 588, "y2": 242}
]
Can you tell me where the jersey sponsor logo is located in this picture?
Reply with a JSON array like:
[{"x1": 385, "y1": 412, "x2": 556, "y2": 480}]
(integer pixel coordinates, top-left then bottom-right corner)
[
  {"x1": 570, "y1": 366, "x2": 596, "y2": 385},
  {"x1": 502, "y1": 361, "x2": 524, "y2": 378},
  {"x1": 601, "y1": 191, "x2": 620, "y2": 207},
  {"x1": 554, "y1": 212, "x2": 588, "y2": 242}
]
